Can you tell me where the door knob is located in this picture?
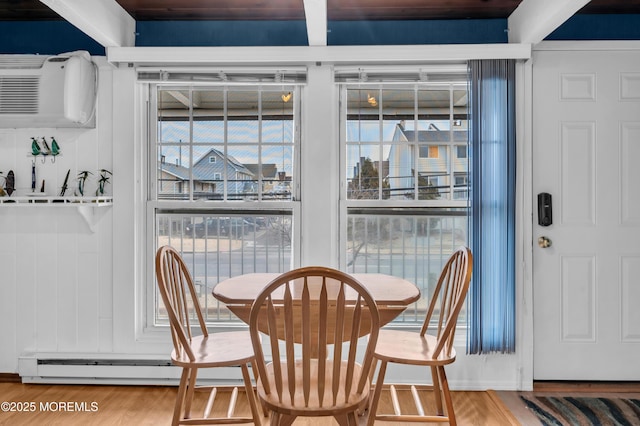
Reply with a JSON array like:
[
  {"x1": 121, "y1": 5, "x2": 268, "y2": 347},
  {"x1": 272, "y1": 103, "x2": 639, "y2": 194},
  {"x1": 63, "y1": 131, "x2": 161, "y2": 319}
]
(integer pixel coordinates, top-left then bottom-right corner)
[{"x1": 538, "y1": 236, "x2": 552, "y2": 248}]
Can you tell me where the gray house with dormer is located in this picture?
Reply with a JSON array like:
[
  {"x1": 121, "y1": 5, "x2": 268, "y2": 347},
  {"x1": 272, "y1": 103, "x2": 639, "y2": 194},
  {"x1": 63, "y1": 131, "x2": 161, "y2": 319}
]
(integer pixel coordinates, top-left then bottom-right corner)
[{"x1": 158, "y1": 148, "x2": 254, "y2": 199}]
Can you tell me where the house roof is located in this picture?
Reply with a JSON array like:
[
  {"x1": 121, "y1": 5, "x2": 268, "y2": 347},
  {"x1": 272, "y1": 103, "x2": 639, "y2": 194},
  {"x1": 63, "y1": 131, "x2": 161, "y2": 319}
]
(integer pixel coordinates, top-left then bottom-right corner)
[
  {"x1": 196, "y1": 148, "x2": 254, "y2": 180},
  {"x1": 396, "y1": 126, "x2": 468, "y2": 143},
  {"x1": 244, "y1": 164, "x2": 278, "y2": 179},
  {"x1": 401, "y1": 130, "x2": 468, "y2": 143},
  {"x1": 159, "y1": 162, "x2": 190, "y2": 180},
  {"x1": 159, "y1": 148, "x2": 255, "y2": 181}
]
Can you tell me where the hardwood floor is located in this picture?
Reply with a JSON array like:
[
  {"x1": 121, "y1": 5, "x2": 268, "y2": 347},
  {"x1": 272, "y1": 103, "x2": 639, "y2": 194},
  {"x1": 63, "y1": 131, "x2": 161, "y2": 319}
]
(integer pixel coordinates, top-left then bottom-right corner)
[{"x1": 0, "y1": 383, "x2": 519, "y2": 425}]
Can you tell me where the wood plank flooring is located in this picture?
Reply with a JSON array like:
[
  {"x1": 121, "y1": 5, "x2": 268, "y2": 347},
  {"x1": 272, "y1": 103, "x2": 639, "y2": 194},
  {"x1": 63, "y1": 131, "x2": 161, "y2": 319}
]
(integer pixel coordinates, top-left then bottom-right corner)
[{"x1": 0, "y1": 383, "x2": 519, "y2": 425}]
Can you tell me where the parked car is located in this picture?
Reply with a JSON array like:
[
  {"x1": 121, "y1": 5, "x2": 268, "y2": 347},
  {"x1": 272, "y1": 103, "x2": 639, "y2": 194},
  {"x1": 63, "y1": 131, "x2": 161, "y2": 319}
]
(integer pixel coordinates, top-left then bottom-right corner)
[{"x1": 185, "y1": 218, "x2": 228, "y2": 238}]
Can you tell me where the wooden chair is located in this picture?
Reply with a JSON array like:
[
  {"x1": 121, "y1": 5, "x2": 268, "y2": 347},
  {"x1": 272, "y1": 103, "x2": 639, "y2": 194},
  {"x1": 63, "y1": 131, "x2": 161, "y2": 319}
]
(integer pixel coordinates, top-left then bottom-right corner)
[
  {"x1": 366, "y1": 246, "x2": 473, "y2": 426},
  {"x1": 155, "y1": 245, "x2": 263, "y2": 426},
  {"x1": 248, "y1": 266, "x2": 381, "y2": 426}
]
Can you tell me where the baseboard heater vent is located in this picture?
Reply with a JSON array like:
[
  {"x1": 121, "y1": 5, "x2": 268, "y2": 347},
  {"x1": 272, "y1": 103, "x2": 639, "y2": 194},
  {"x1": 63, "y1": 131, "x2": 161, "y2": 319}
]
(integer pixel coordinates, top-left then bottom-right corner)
[
  {"x1": 37, "y1": 359, "x2": 172, "y2": 367},
  {"x1": 19, "y1": 355, "x2": 245, "y2": 385}
]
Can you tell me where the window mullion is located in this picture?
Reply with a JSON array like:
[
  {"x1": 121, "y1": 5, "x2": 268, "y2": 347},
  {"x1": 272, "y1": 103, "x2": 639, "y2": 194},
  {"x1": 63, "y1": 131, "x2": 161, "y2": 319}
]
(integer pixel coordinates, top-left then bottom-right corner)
[{"x1": 189, "y1": 87, "x2": 194, "y2": 202}]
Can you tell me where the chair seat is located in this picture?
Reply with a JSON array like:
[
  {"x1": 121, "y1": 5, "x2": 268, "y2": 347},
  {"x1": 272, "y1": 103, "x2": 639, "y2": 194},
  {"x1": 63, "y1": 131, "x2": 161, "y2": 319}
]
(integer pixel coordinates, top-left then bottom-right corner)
[
  {"x1": 374, "y1": 329, "x2": 457, "y2": 366},
  {"x1": 171, "y1": 330, "x2": 255, "y2": 367},
  {"x1": 256, "y1": 359, "x2": 370, "y2": 416}
]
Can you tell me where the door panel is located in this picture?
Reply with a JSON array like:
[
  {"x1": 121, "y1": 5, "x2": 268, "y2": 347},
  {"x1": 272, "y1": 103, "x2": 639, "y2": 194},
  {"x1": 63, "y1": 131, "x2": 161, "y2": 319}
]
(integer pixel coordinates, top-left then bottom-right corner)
[{"x1": 533, "y1": 49, "x2": 640, "y2": 380}]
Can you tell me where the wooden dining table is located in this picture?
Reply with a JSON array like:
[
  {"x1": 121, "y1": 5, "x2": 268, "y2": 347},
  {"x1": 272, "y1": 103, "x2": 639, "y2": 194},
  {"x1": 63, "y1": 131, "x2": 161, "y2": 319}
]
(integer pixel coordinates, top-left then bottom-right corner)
[{"x1": 212, "y1": 272, "x2": 421, "y2": 332}]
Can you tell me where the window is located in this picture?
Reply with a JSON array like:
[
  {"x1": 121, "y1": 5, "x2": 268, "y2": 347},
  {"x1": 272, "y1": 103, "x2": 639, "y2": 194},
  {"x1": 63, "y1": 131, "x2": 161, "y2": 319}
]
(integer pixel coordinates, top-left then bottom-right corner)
[
  {"x1": 419, "y1": 145, "x2": 440, "y2": 158},
  {"x1": 340, "y1": 77, "x2": 469, "y2": 325},
  {"x1": 454, "y1": 175, "x2": 469, "y2": 199},
  {"x1": 146, "y1": 67, "x2": 469, "y2": 329},
  {"x1": 456, "y1": 145, "x2": 467, "y2": 158},
  {"x1": 149, "y1": 82, "x2": 300, "y2": 325}
]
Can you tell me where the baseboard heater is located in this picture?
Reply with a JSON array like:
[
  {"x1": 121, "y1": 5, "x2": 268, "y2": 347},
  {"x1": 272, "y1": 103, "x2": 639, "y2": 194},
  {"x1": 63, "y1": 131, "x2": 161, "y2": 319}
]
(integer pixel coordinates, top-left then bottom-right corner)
[
  {"x1": 37, "y1": 358, "x2": 173, "y2": 367},
  {"x1": 18, "y1": 356, "x2": 246, "y2": 385}
]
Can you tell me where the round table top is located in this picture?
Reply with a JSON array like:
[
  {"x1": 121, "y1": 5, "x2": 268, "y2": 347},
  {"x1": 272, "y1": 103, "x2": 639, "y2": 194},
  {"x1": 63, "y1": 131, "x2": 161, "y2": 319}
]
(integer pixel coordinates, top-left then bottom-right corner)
[{"x1": 212, "y1": 272, "x2": 421, "y2": 306}]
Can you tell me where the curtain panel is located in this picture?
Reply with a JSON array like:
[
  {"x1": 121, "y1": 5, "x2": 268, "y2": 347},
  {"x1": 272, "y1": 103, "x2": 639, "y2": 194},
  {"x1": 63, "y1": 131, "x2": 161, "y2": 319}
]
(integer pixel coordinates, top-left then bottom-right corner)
[{"x1": 467, "y1": 59, "x2": 516, "y2": 354}]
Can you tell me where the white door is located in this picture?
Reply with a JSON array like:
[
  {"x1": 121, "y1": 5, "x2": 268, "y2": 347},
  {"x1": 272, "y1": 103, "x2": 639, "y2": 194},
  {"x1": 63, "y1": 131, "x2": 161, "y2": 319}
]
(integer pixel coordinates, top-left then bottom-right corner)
[{"x1": 533, "y1": 48, "x2": 640, "y2": 380}]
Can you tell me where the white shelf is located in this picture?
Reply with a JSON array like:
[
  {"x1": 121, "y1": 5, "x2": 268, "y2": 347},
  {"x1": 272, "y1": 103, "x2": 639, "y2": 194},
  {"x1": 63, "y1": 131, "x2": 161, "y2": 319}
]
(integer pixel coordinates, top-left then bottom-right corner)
[
  {"x1": 0, "y1": 195, "x2": 113, "y2": 231},
  {"x1": 0, "y1": 195, "x2": 111, "y2": 205}
]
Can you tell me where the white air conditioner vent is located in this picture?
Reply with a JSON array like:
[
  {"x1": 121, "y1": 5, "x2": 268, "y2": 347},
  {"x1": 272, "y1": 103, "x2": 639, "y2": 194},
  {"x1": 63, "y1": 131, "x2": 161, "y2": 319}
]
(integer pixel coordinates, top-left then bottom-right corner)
[
  {"x1": 0, "y1": 55, "x2": 47, "y2": 70},
  {"x1": 0, "y1": 51, "x2": 96, "y2": 128},
  {"x1": 0, "y1": 76, "x2": 39, "y2": 114}
]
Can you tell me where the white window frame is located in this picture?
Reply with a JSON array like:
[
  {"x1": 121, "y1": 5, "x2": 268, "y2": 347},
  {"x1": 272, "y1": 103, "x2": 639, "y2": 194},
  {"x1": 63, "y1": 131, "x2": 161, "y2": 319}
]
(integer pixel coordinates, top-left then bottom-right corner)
[
  {"x1": 337, "y1": 70, "x2": 470, "y2": 328},
  {"x1": 144, "y1": 80, "x2": 303, "y2": 331}
]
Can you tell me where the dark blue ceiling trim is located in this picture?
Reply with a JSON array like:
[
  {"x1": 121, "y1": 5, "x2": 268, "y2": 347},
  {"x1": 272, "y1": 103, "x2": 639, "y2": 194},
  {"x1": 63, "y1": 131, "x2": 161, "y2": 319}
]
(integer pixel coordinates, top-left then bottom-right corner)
[
  {"x1": 328, "y1": 19, "x2": 509, "y2": 45},
  {"x1": 0, "y1": 15, "x2": 639, "y2": 56},
  {"x1": 0, "y1": 21, "x2": 104, "y2": 55},
  {"x1": 135, "y1": 20, "x2": 309, "y2": 46},
  {"x1": 547, "y1": 14, "x2": 640, "y2": 40}
]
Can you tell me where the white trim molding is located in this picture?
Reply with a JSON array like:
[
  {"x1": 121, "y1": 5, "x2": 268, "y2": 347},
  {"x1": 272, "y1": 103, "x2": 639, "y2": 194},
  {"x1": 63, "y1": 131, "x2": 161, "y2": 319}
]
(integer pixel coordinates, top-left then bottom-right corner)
[
  {"x1": 40, "y1": 0, "x2": 135, "y2": 47},
  {"x1": 107, "y1": 44, "x2": 532, "y2": 67},
  {"x1": 508, "y1": 0, "x2": 590, "y2": 44}
]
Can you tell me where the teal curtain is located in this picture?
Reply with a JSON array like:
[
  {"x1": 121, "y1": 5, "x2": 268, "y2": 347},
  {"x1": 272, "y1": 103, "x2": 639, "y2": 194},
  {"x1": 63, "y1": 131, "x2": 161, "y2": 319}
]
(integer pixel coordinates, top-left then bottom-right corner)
[{"x1": 468, "y1": 59, "x2": 516, "y2": 354}]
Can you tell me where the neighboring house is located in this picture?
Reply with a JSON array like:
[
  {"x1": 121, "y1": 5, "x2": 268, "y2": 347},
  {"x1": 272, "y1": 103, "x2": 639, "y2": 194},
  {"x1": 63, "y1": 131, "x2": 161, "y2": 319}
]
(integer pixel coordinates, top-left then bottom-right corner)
[
  {"x1": 387, "y1": 122, "x2": 468, "y2": 200},
  {"x1": 244, "y1": 163, "x2": 278, "y2": 193},
  {"x1": 157, "y1": 161, "x2": 191, "y2": 197},
  {"x1": 158, "y1": 148, "x2": 255, "y2": 199}
]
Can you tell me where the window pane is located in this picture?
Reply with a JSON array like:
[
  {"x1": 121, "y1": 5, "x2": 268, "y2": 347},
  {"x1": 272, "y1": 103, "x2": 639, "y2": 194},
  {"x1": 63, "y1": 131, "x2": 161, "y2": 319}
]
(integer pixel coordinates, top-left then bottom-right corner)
[
  {"x1": 262, "y1": 90, "x2": 294, "y2": 143},
  {"x1": 263, "y1": 145, "x2": 293, "y2": 200},
  {"x1": 158, "y1": 144, "x2": 190, "y2": 200},
  {"x1": 417, "y1": 89, "x2": 450, "y2": 131},
  {"x1": 228, "y1": 90, "x2": 259, "y2": 143},
  {"x1": 346, "y1": 210, "x2": 468, "y2": 324},
  {"x1": 346, "y1": 88, "x2": 381, "y2": 142},
  {"x1": 193, "y1": 120, "x2": 224, "y2": 143},
  {"x1": 193, "y1": 89, "x2": 225, "y2": 142},
  {"x1": 156, "y1": 212, "x2": 293, "y2": 324},
  {"x1": 155, "y1": 86, "x2": 297, "y2": 202},
  {"x1": 342, "y1": 79, "x2": 469, "y2": 325},
  {"x1": 382, "y1": 88, "x2": 414, "y2": 142},
  {"x1": 152, "y1": 84, "x2": 299, "y2": 327},
  {"x1": 346, "y1": 144, "x2": 385, "y2": 200},
  {"x1": 223, "y1": 145, "x2": 257, "y2": 200}
]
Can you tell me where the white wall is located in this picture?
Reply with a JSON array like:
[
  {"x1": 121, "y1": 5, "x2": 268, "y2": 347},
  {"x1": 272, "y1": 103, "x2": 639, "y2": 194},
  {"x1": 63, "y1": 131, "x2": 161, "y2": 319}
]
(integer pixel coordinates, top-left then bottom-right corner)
[
  {"x1": 0, "y1": 58, "x2": 116, "y2": 371},
  {"x1": 0, "y1": 46, "x2": 562, "y2": 390}
]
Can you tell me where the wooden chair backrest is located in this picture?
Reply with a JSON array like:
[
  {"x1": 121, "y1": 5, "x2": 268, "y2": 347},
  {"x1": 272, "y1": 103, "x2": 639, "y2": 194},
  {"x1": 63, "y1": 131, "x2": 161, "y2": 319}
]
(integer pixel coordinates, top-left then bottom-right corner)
[
  {"x1": 419, "y1": 246, "x2": 473, "y2": 359},
  {"x1": 155, "y1": 245, "x2": 208, "y2": 362},
  {"x1": 249, "y1": 266, "x2": 380, "y2": 408}
]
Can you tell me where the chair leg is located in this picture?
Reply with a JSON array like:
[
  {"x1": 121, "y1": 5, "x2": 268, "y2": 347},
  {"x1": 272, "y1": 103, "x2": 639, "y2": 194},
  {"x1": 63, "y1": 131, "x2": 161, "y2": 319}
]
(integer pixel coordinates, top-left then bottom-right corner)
[
  {"x1": 173, "y1": 368, "x2": 190, "y2": 426},
  {"x1": 431, "y1": 365, "x2": 444, "y2": 415},
  {"x1": 270, "y1": 411, "x2": 296, "y2": 426},
  {"x1": 183, "y1": 367, "x2": 198, "y2": 419},
  {"x1": 251, "y1": 359, "x2": 269, "y2": 418},
  {"x1": 269, "y1": 411, "x2": 279, "y2": 426},
  {"x1": 335, "y1": 411, "x2": 359, "y2": 426},
  {"x1": 241, "y1": 362, "x2": 262, "y2": 425},
  {"x1": 437, "y1": 366, "x2": 456, "y2": 426},
  {"x1": 348, "y1": 411, "x2": 360, "y2": 426},
  {"x1": 366, "y1": 359, "x2": 387, "y2": 426}
]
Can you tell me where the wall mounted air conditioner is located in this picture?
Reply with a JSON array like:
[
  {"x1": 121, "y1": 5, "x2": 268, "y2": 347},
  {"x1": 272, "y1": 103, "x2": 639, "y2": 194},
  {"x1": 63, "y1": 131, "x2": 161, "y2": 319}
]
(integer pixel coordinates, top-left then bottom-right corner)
[{"x1": 0, "y1": 51, "x2": 97, "y2": 128}]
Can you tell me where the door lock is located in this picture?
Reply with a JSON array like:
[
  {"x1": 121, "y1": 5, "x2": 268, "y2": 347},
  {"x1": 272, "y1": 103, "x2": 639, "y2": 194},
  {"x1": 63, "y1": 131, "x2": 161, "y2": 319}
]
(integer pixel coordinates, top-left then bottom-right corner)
[{"x1": 538, "y1": 236, "x2": 552, "y2": 248}]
